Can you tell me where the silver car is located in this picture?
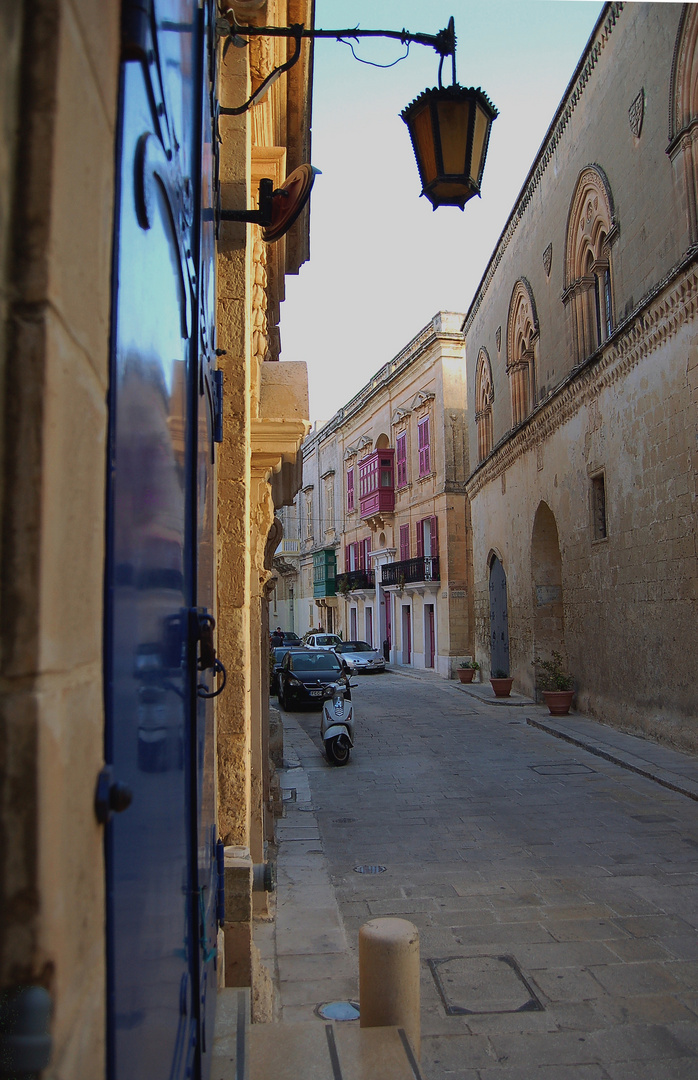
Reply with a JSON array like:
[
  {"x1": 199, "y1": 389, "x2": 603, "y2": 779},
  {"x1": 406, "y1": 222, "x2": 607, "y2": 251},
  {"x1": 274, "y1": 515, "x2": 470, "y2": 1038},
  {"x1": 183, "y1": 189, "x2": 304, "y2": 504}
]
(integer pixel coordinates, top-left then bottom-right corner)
[{"x1": 335, "y1": 640, "x2": 386, "y2": 673}]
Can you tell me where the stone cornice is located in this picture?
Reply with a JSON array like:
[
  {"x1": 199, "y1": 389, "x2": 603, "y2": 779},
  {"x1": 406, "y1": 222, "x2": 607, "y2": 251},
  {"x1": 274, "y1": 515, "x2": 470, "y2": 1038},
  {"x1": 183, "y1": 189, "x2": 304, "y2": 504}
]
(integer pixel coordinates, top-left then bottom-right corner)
[
  {"x1": 466, "y1": 256, "x2": 698, "y2": 498},
  {"x1": 463, "y1": 3, "x2": 624, "y2": 335},
  {"x1": 250, "y1": 416, "x2": 310, "y2": 478}
]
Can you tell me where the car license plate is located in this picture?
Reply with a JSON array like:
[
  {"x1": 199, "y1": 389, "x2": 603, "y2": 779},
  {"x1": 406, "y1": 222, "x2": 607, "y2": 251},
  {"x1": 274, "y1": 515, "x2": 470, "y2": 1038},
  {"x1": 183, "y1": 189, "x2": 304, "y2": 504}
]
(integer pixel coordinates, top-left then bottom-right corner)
[{"x1": 309, "y1": 689, "x2": 322, "y2": 697}]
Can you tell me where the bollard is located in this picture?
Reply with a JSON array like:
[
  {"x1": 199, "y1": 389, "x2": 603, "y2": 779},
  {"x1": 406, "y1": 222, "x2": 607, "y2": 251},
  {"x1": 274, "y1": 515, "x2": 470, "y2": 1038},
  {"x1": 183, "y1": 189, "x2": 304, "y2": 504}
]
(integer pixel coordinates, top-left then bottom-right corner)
[{"x1": 359, "y1": 917, "x2": 420, "y2": 1059}]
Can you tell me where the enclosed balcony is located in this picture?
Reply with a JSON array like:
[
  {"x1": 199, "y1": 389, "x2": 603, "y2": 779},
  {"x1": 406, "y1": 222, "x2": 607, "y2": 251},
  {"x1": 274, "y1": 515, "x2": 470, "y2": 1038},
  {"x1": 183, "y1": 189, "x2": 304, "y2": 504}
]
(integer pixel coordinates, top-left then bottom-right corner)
[
  {"x1": 335, "y1": 568, "x2": 376, "y2": 595},
  {"x1": 313, "y1": 549, "x2": 337, "y2": 598},
  {"x1": 359, "y1": 449, "x2": 395, "y2": 520},
  {"x1": 381, "y1": 556, "x2": 440, "y2": 588}
]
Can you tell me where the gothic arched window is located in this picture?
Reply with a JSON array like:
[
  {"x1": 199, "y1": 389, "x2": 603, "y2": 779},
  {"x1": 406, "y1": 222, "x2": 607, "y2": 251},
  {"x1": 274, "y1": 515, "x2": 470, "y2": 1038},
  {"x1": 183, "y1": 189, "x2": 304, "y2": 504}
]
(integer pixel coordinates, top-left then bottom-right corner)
[
  {"x1": 475, "y1": 349, "x2": 494, "y2": 461},
  {"x1": 506, "y1": 279, "x2": 538, "y2": 427},
  {"x1": 563, "y1": 166, "x2": 616, "y2": 363},
  {"x1": 668, "y1": 6, "x2": 698, "y2": 244}
]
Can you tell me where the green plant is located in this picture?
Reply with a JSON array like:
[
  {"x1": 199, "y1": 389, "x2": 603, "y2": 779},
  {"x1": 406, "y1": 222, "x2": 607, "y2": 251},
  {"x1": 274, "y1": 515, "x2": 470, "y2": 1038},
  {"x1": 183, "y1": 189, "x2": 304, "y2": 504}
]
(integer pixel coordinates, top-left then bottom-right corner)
[
  {"x1": 535, "y1": 651, "x2": 573, "y2": 691},
  {"x1": 492, "y1": 668, "x2": 509, "y2": 679},
  {"x1": 459, "y1": 659, "x2": 479, "y2": 670}
]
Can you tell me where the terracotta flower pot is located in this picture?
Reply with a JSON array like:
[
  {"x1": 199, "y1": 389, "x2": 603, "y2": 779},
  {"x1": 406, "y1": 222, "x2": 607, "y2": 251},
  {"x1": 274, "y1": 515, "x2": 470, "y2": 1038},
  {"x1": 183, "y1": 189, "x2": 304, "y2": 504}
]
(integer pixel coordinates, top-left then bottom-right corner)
[
  {"x1": 490, "y1": 677, "x2": 513, "y2": 698},
  {"x1": 542, "y1": 689, "x2": 574, "y2": 716},
  {"x1": 457, "y1": 668, "x2": 475, "y2": 683}
]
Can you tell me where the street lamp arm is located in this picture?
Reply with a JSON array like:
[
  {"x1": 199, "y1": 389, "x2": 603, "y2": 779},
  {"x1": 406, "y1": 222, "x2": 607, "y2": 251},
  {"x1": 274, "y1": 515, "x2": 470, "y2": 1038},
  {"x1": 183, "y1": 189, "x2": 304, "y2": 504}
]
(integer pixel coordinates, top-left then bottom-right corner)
[{"x1": 216, "y1": 16, "x2": 457, "y2": 115}]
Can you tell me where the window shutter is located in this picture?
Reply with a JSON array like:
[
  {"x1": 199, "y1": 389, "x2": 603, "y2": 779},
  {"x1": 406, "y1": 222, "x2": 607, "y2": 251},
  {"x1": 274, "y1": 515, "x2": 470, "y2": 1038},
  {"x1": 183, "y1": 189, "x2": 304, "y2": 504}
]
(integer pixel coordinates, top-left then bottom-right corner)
[
  {"x1": 416, "y1": 520, "x2": 424, "y2": 558},
  {"x1": 430, "y1": 516, "x2": 439, "y2": 556},
  {"x1": 399, "y1": 523, "x2": 409, "y2": 562},
  {"x1": 345, "y1": 544, "x2": 350, "y2": 572},
  {"x1": 418, "y1": 416, "x2": 431, "y2": 476}
]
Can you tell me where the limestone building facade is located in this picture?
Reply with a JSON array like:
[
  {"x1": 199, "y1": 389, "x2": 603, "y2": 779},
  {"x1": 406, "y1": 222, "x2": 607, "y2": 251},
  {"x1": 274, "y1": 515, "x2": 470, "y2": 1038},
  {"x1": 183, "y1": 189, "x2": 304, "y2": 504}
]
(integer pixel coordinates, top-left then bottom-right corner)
[
  {"x1": 0, "y1": 1, "x2": 312, "y2": 1075},
  {"x1": 464, "y1": 3, "x2": 698, "y2": 750},
  {"x1": 295, "y1": 312, "x2": 474, "y2": 676}
]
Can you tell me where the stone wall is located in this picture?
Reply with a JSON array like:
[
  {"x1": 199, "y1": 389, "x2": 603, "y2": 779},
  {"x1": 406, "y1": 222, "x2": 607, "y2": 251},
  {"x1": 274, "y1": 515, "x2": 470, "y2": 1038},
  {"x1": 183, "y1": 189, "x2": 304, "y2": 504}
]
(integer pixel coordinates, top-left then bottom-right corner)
[{"x1": 464, "y1": 3, "x2": 698, "y2": 750}]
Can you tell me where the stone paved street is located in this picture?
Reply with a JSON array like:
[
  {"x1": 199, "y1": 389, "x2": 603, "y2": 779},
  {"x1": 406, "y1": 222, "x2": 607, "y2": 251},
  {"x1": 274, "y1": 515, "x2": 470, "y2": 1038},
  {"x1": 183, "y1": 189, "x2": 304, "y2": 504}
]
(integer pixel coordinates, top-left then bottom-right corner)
[{"x1": 265, "y1": 669, "x2": 698, "y2": 1079}]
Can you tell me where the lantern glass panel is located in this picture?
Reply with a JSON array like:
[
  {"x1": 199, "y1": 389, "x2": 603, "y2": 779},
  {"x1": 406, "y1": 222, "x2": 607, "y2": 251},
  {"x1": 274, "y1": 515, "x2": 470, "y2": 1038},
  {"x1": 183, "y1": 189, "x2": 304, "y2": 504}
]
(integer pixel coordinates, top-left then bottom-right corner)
[
  {"x1": 471, "y1": 103, "x2": 491, "y2": 185},
  {"x1": 437, "y1": 100, "x2": 471, "y2": 175},
  {"x1": 411, "y1": 104, "x2": 437, "y2": 184}
]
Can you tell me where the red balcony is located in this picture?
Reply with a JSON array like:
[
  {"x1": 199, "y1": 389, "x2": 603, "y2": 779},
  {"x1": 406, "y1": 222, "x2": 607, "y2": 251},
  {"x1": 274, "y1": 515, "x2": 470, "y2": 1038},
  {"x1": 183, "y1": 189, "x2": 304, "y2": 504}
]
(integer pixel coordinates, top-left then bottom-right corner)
[{"x1": 359, "y1": 449, "x2": 395, "y2": 520}]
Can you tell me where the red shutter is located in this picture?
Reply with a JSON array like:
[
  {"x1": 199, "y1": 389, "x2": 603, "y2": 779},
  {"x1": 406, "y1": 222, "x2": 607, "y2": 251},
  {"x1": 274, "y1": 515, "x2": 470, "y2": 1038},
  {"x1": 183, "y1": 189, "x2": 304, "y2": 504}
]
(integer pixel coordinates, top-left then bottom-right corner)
[
  {"x1": 358, "y1": 540, "x2": 364, "y2": 570},
  {"x1": 418, "y1": 416, "x2": 430, "y2": 476},
  {"x1": 347, "y1": 468, "x2": 354, "y2": 511},
  {"x1": 345, "y1": 544, "x2": 350, "y2": 572},
  {"x1": 416, "y1": 520, "x2": 424, "y2": 558},
  {"x1": 430, "y1": 515, "x2": 439, "y2": 556},
  {"x1": 399, "y1": 524, "x2": 409, "y2": 562}
]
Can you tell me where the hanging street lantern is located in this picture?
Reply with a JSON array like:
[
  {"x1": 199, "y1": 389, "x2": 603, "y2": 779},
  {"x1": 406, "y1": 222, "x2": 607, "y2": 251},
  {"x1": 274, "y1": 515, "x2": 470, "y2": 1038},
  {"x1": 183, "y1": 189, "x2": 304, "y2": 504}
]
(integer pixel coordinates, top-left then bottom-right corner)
[
  {"x1": 401, "y1": 84, "x2": 498, "y2": 210},
  {"x1": 218, "y1": 13, "x2": 498, "y2": 221}
]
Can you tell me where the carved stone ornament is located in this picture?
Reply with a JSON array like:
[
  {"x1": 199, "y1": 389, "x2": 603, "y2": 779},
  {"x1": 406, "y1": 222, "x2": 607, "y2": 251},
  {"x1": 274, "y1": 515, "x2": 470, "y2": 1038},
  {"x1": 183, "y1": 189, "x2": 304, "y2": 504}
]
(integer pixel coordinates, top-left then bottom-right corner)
[
  {"x1": 629, "y1": 89, "x2": 644, "y2": 138},
  {"x1": 543, "y1": 243, "x2": 553, "y2": 278},
  {"x1": 495, "y1": 326, "x2": 502, "y2": 352}
]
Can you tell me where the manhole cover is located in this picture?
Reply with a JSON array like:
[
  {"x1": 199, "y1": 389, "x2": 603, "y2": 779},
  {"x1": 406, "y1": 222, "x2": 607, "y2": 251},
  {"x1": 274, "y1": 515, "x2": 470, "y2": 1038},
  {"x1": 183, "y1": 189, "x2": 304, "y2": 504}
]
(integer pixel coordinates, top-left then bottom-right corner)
[
  {"x1": 354, "y1": 865, "x2": 387, "y2": 874},
  {"x1": 316, "y1": 1000, "x2": 360, "y2": 1021},
  {"x1": 334, "y1": 817, "x2": 356, "y2": 824},
  {"x1": 429, "y1": 955, "x2": 543, "y2": 1016},
  {"x1": 530, "y1": 762, "x2": 595, "y2": 775},
  {"x1": 297, "y1": 805, "x2": 320, "y2": 812}
]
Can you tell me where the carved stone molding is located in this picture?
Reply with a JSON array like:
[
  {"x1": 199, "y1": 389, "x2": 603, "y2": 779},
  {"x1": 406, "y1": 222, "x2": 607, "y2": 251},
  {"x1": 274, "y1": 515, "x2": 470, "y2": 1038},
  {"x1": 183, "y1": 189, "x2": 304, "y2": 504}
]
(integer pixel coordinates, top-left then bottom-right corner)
[
  {"x1": 629, "y1": 88, "x2": 645, "y2": 138},
  {"x1": 467, "y1": 259, "x2": 698, "y2": 498}
]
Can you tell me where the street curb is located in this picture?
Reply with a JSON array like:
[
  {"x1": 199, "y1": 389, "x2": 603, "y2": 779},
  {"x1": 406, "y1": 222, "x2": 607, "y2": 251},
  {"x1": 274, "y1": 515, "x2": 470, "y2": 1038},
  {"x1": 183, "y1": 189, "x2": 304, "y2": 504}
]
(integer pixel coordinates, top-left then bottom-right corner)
[{"x1": 527, "y1": 715, "x2": 698, "y2": 803}]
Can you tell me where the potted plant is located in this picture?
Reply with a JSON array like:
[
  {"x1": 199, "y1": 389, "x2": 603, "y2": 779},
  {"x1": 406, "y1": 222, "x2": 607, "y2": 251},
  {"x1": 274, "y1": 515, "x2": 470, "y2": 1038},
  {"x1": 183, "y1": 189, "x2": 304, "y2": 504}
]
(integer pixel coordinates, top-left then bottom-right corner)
[
  {"x1": 456, "y1": 659, "x2": 479, "y2": 683},
  {"x1": 535, "y1": 652, "x2": 574, "y2": 715},
  {"x1": 490, "y1": 668, "x2": 513, "y2": 697}
]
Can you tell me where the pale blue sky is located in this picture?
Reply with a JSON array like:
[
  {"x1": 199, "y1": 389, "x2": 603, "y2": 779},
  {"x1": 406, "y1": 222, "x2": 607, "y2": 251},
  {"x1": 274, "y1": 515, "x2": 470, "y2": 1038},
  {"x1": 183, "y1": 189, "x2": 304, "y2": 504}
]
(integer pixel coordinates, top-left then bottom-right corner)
[{"x1": 279, "y1": 1, "x2": 605, "y2": 423}]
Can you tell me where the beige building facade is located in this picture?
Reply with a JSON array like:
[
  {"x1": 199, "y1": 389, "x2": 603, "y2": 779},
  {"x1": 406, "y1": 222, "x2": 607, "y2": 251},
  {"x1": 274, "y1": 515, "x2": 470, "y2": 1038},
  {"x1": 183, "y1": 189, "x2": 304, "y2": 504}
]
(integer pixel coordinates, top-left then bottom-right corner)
[
  {"x1": 295, "y1": 312, "x2": 474, "y2": 676},
  {"x1": 464, "y1": 3, "x2": 697, "y2": 750},
  {"x1": 0, "y1": 1, "x2": 312, "y2": 1075}
]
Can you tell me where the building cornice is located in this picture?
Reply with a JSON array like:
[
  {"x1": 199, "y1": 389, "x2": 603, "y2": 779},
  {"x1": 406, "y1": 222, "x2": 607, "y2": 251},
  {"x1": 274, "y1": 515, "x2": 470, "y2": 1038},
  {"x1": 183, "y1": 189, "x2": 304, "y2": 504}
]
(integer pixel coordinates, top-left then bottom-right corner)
[{"x1": 466, "y1": 253, "x2": 698, "y2": 498}]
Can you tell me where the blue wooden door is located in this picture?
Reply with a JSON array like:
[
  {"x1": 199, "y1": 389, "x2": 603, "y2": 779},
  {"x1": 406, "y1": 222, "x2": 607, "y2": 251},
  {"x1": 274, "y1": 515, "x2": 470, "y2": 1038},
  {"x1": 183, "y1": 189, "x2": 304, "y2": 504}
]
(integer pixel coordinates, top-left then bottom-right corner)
[
  {"x1": 489, "y1": 556, "x2": 510, "y2": 675},
  {"x1": 105, "y1": 3, "x2": 219, "y2": 1078}
]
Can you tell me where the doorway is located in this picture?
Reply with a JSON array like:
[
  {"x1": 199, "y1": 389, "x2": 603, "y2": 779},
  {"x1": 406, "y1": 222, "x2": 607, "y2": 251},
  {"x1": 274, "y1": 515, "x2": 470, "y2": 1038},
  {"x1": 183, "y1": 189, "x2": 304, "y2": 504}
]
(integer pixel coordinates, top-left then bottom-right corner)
[
  {"x1": 365, "y1": 606, "x2": 373, "y2": 647},
  {"x1": 531, "y1": 502, "x2": 565, "y2": 671},
  {"x1": 425, "y1": 604, "x2": 435, "y2": 668},
  {"x1": 402, "y1": 605, "x2": 412, "y2": 665},
  {"x1": 489, "y1": 555, "x2": 510, "y2": 675}
]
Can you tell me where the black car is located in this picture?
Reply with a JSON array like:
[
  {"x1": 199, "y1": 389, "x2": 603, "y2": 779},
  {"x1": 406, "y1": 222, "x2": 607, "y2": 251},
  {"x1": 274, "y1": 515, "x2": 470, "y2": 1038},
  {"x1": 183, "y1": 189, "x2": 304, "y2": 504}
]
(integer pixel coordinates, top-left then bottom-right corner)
[
  {"x1": 270, "y1": 645, "x2": 307, "y2": 695},
  {"x1": 277, "y1": 648, "x2": 350, "y2": 710}
]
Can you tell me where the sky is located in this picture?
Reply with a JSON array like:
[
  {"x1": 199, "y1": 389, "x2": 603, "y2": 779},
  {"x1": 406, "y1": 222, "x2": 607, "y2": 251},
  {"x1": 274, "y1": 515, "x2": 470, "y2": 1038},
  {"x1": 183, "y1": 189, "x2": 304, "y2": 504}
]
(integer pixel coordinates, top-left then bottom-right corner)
[{"x1": 279, "y1": 1, "x2": 606, "y2": 425}]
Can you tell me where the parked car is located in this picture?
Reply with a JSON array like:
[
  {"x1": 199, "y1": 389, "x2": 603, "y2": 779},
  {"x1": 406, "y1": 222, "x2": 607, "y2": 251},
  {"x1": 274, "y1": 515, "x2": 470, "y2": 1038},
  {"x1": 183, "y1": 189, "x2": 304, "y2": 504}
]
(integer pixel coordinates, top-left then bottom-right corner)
[
  {"x1": 270, "y1": 629, "x2": 301, "y2": 646},
  {"x1": 335, "y1": 640, "x2": 386, "y2": 674},
  {"x1": 277, "y1": 648, "x2": 350, "y2": 710},
  {"x1": 270, "y1": 645, "x2": 307, "y2": 695},
  {"x1": 304, "y1": 633, "x2": 343, "y2": 650}
]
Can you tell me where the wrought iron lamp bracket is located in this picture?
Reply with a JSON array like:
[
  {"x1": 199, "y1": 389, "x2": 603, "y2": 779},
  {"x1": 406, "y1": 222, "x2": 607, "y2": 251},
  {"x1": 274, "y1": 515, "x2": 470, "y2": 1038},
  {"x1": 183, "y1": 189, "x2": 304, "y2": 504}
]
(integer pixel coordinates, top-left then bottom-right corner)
[{"x1": 215, "y1": 15, "x2": 458, "y2": 117}]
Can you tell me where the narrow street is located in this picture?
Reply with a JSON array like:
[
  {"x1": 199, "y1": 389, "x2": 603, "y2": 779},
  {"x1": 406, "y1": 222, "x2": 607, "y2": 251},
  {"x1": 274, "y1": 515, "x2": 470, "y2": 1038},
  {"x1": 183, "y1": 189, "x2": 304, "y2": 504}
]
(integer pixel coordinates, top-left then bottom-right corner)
[{"x1": 267, "y1": 670, "x2": 698, "y2": 1079}]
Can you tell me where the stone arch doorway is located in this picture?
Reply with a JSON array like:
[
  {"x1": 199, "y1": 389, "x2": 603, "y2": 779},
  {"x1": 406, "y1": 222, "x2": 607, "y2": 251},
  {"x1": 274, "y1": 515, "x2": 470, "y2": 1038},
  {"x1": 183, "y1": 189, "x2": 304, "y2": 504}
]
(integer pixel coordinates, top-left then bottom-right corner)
[
  {"x1": 531, "y1": 502, "x2": 565, "y2": 667},
  {"x1": 489, "y1": 554, "x2": 510, "y2": 674}
]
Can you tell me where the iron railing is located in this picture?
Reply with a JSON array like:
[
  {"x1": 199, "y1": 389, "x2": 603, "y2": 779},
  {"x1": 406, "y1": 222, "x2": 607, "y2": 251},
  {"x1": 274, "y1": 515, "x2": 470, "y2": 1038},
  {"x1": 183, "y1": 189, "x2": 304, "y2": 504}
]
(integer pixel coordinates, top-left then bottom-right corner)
[
  {"x1": 335, "y1": 569, "x2": 375, "y2": 594},
  {"x1": 381, "y1": 556, "x2": 440, "y2": 587}
]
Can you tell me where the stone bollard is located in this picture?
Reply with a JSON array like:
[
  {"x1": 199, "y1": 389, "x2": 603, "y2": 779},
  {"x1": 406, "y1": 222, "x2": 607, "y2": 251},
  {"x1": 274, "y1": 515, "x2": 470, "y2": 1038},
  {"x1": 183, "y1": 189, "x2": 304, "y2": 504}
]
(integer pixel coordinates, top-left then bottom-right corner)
[{"x1": 359, "y1": 917, "x2": 420, "y2": 1059}]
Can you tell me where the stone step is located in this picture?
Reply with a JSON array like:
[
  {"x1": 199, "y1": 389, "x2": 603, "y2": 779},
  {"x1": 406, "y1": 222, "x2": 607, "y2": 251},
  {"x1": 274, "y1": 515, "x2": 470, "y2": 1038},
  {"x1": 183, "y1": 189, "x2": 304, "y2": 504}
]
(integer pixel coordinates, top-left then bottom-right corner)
[
  {"x1": 211, "y1": 987, "x2": 251, "y2": 1080},
  {"x1": 247, "y1": 1021, "x2": 422, "y2": 1080}
]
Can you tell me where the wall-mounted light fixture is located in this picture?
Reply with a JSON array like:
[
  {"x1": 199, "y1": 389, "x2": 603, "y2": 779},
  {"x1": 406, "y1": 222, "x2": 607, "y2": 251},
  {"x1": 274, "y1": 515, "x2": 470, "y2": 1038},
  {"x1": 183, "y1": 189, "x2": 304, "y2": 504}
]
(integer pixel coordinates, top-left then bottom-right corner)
[{"x1": 217, "y1": 13, "x2": 498, "y2": 228}]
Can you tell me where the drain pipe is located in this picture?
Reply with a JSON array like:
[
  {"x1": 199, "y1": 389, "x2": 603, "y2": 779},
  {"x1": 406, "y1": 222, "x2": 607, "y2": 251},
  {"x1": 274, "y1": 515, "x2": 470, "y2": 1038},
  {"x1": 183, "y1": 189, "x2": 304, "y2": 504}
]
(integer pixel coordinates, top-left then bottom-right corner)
[{"x1": 359, "y1": 918, "x2": 420, "y2": 1059}]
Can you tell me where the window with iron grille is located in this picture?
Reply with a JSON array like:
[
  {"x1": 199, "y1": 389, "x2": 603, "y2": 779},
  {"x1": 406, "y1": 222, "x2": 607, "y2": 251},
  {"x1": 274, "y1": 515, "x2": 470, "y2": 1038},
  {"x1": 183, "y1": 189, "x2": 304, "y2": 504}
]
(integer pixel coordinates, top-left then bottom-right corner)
[
  {"x1": 418, "y1": 416, "x2": 431, "y2": 477},
  {"x1": 591, "y1": 473, "x2": 607, "y2": 540}
]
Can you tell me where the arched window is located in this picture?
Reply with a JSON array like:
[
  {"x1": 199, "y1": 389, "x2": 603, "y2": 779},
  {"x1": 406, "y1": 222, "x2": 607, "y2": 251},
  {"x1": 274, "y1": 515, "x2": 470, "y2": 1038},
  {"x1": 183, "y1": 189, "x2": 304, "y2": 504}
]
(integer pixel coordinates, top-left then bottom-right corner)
[
  {"x1": 668, "y1": 6, "x2": 698, "y2": 244},
  {"x1": 506, "y1": 279, "x2": 538, "y2": 426},
  {"x1": 475, "y1": 348, "x2": 494, "y2": 461},
  {"x1": 563, "y1": 167, "x2": 616, "y2": 363}
]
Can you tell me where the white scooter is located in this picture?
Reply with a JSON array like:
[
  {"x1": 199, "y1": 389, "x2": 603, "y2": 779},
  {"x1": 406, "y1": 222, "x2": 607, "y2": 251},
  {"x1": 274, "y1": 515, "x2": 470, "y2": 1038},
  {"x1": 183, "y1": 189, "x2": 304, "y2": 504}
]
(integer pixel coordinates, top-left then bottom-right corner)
[{"x1": 320, "y1": 679, "x2": 356, "y2": 766}]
